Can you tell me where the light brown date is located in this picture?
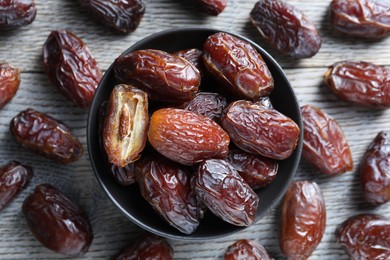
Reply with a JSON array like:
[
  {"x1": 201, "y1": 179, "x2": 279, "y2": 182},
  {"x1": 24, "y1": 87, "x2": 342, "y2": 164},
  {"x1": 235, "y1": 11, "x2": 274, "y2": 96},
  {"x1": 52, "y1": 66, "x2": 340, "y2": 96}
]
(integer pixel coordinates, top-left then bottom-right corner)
[
  {"x1": 0, "y1": 63, "x2": 20, "y2": 109},
  {"x1": 224, "y1": 239, "x2": 271, "y2": 260}
]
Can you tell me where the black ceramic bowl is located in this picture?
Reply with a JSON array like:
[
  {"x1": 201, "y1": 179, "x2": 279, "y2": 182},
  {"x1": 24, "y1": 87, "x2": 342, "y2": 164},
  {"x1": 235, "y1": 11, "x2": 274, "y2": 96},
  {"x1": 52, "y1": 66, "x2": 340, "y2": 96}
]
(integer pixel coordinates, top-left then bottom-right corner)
[{"x1": 87, "y1": 27, "x2": 303, "y2": 240}]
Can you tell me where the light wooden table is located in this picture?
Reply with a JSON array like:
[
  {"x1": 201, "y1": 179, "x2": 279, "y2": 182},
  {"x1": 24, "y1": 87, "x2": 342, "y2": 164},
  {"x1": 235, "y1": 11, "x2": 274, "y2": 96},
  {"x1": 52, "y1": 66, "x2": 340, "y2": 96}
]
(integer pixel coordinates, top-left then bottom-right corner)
[{"x1": 1, "y1": 1, "x2": 389, "y2": 259}]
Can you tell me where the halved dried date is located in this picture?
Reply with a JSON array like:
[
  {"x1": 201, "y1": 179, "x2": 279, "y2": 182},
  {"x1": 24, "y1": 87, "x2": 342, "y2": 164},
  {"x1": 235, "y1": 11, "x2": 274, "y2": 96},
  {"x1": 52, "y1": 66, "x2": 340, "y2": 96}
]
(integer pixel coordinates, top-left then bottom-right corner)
[
  {"x1": 10, "y1": 109, "x2": 83, "y2": 164},
  {"x1": 79, "y1": 0, "x2": 145, "y2": 34},
  {"x1": 203, "y1": 32, "x2": 274, "y2": 100},
  {"x1": 103, "y1": 84, "x2": 148, "y2": 167},
  {"x1": 250, "y1": 0, "x2": 321, "y2": 58},
  {"x1": 0, "y1": 0, "x2": 36, "y2": 29},
  {"x1": 184, "y1": 92, "x2": 227, "y2": 121},
  {"x1": 224, "y1": 239, "x2": 271, "y2": 260},
  {"x1": 301, "y1": 104, "x2": 353, "y2": 176},
  {"x1": 359, "y1": 131, "x2": 390, "y2": 205},
  {"x1": 0, "y1": 63, "x2": 20, "y2": 109},
  {"x1": 43, "y1": 30, "x2": 102, "y2": 108},
  {"x1": 324, "y1": 61, "x2": 390, "y2": 109},
  {"x1": 226, "y1": 149, "x2": 278, "y2": 190},
  {"x1": 111, "y1": 233, "x2": 173, "y2": 260},
  {"x1": 0, "y1": 161, "x2": 33, "y2": 211},
  {"x1": 136, "y1": 154, "x2": 201, "y2": 234},
  {"x1": 22, "y1": 184, "x2": 93, "y2": 256},
  {"x1": 194, "y1": 0, "x2": 227, "y2": 15},
  {"x1": 195, "y1": 159, "x2": 259, "y2": 226},
  {"x1": 221, "y1": 100, "x2": 300, "y2": 160},
  {"x1": 148, "y1": 108, "x2": 230, "y2": 166},
  {"x1": 336, "y1": 214, "x2": 390, "y2": 259},
  {"x1": 330, "y1": 0, "x2": 390, "y2": 39},
  {"x1": 280, "y1": 181, "x2": 326, "y2": 260},
  {"x1": 114, "y1": 49, "x2": 200, "y2": 103}
]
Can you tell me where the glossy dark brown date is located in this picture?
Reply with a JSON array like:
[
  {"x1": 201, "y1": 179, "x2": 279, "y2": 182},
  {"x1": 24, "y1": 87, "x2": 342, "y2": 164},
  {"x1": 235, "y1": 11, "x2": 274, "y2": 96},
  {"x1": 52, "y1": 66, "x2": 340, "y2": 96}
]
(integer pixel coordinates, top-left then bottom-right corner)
[
  {"x1": 0, "y1": 0, "x2": 36, "y2": 29},
  {"x1": 22, "y1": 184, "x2": 93, "y2": 256},
  {"x1": 0, "y1": 63, "x2": 20, "y2": 109},
  {"x1": 194, "y1": 0, "x2": 227, "y2": 15},
  {"x1": 224, "y1": 239, "x2": 271, "y2": 260},
  {"x1": 184, "y1": 92, "x2": 227, "y2": 121},
  {"x1": 173, "y1": 48, "x2": 206, "y2": 77},
  {"x1": 10, "y1": 109, "x2": 83, "y2": 164}
]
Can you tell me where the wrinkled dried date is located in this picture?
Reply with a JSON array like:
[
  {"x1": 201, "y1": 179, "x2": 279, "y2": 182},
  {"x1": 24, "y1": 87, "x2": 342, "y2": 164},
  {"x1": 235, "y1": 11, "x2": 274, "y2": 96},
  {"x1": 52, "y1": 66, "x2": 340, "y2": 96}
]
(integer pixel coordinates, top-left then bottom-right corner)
[
  {"x1": 184, "y1": 92, "x2": 227, "y2": 121},
  {"x1": 43, "y1": 30, "x2": 102, "y2": 108},
  {"x1": 195, "y1": 159, "x2": 259, "y2": 226},
  {"x1": 114, "y1": 49, "x2": 200, "y2": 103},
  {"x1": 330, "y1": 0, "x2": 390, "y2": 39},
  {"x1": 301, "y1": 104, "x2": 353, "y2": 176},
  {"x1": 336, "y1": 214, "x2": 390, "y2": 259},
  {"x1": 250, "y1": 0, "x2": 321, "y2": 58},
  {"x1": 79, "y1": 0, "x2": 145, "y2": 34},
  {"x1": 194, "y1": 0, "x2": 227, "y2": 15},
  {"x1": 221, "y1": 100, "x2": 300, "y2": 160},
  {"x1": 103, "y1": 84, "x2": 149, "y2": 167},
  {"x1": 324, "y1": 61, "x2": 390, "y2": 109},
  {"x1": 10, "y1": 109, "x2": 83, "y2": 164},
  {"x1": 111, "y1": 233, "x2": 173, "y2": 260},
  {"x1": 22, "y1": 184, "x2": 93, "y2": 256},
  {"x1": 224, "y1": 239, "x2": 271, "y2": 260},
  {"x1": 0, "y1": 161, "x2": 33, "y2": 211},
  {"x1": 203, "y1": 32, "x2": 274, "y2": 100},
  {"x1": 279, "y1": 181, "x2": 326, "y2": 259},
  {"x1": 0, "y1": 63, "x2": 20, "y2": 109},
  {"x1": 0, "y1": 0, "x2": 36, "y2": 29},
  {"x1": 359, "y1": 131, "x2": 390, "y2": 205},
  {"x1": 148, "y1": 108, "x2": 230, "y2": 166},
  {"x1": 226, "y1": 149, "x2": 278, "y2": 190},
  {"x1": 173, "y1": 48, "x2": 207, "y2": 77}
]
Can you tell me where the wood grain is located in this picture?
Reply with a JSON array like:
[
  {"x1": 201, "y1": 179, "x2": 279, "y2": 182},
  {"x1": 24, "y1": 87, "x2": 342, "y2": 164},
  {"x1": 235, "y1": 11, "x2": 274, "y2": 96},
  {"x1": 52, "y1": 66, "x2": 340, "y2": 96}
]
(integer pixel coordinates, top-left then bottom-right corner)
[{"x1": 0, "y1": 0, "x2": 389, "y2": 259}]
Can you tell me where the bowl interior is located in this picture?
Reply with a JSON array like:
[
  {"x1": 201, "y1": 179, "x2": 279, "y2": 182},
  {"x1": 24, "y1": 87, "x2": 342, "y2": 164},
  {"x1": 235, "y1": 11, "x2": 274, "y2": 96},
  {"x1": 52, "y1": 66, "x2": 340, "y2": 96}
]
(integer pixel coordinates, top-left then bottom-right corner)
[{"x1": 87, "y1": 28, "x2": 303, "y2": 240}]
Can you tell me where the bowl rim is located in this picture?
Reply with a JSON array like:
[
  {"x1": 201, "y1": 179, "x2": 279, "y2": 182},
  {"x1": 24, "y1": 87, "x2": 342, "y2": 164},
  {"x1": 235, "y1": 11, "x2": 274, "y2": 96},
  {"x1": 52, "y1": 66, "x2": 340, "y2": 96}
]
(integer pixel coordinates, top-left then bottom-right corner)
[{"x1": 87, "y1": 27, "x2": 303, "y2": 241}]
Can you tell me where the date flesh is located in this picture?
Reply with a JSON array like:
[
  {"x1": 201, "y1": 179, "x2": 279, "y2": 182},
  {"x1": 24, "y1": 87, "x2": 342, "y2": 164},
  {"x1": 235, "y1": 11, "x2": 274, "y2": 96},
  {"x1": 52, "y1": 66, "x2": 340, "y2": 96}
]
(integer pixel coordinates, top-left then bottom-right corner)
[
  {"x1": 103, "y1": 84, "x2": 149, "y2": 167},
  {"x1": 0, "y1": 63, "x2": 20, "y2": 109},
  {"x1": 203, "y1": 32, "x2": 274, "y2": 100},
  {"x1": 10, "y1": 109, "x2": 83, "y2": 164},
  {"x1": 221, "y1": 100, "x2": 300, "y2": 160},
  {"x1": 79, "y1": 0, "x2": 145, "y2": 34},
  {"x1": 195, "y1": 159, "x2": 259, "y2": 226},
  {"x1": 114, "y1": 49, "x2": 200, "y2": 103},
  {"x1": 22, "y1": 184, "x2": 93, "y2": 256},
  {"x1": 0, "y1": 0, "x2": 36, "y2": 29},
  {"x1": 184, "y1": 92, "x2": 227, "y2": 122},
  {"x1": 43, "y1": 30, "x2": 102, "y2": 108},
  {"x1": 148, "y1": 108, "x2": 230, "y2": 166},
  {"x1": 250, "y1": 0, "x2": 321, "y2": 58},
  {"x1": 194, "y1": 0, "x2": 227, "y2": 15},
  {"x1": 279, "y1": 181, "x2": 326, "y2": 260},
  {"x1": 111, "y1": 233, "x2": 173, "y2": 260},
  {"x1": 330, "y1": 0, "x2": 390, "y2": 39},
  {"x1": 324, "y1": 61, "x2": 390, "y2": 109},
  {"x1": 359, "y1": 131, "x2": 390, "y2": 205},
  {"x1": 301, "y1": 104, "x2": 353, "y2": 176},
  {"x1": 226, "y1": 149, "x2": 278, "y2": 190},
  {"x1": 336, "y1": 214, "x2": 390, "y2": 259},
  {"x1": 224, "y1": 239, "x2": 271, "y2": 260},
  {"x1": 0, "y1": 161, "x2": 33, "y2": 211}
]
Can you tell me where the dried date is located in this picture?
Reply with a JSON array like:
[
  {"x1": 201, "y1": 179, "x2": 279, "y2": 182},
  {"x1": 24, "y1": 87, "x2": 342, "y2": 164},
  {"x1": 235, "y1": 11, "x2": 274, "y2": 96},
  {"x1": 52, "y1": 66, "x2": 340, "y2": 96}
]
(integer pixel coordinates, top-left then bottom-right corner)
[
  {"x1": 224, "y1": 239, "x2": 271, "y2": 260},
  {"x1": 135, "y1": 154, "x2": 201, "y2": 234},
  {"x1": 0, "y1": 161, "x2": 33, "y2": 211},
  {"x1": 0, "y1": 0, "x2": 36, "y2": 29},
  {"x1": 10, "y1": 109, "x2": 83, "y2": 164},
  {"x1": 148, "y1": 108, "x2": 230, "y2": 166},
  {"x1": 111, "y1": 233, "x2": 173, "y2": 260},
  {"x1": 221, "y1": 100, "x2": 300, "y2": 160},
  {"x1": 324, "y1": 61, "x2": 390, "y2": 109},
  {"x1": 103, "y1": 84, "x2": 149, "y2": 167},
  {"x1": 330, "y1": 0, "x2": 390, "y2": 39},
  {"x1": 301, "y1": 104, "x2": 353, "y2": 176},
  {"x1": 43, "y1": 30, "x2": 102, "y2": 108},
  {"x1": 359, "y1": 131, "x2": 390, "y2": 205},
  {"x1": 194, "y1": 0, "x2": 227, "y2": 15},
  {"x1": 0, "y1": 63, "x2": 20, "y2": 109},
  {"x1": 279, "y1": 181, "x2": 326, "y2": 259},
  {"x1": 114, "y1": 49, "x2": 200, "y2": 103},
  {"x1": 79, "y1": 0, "x2": 145, "y2": 34},
  {"x1": 203, "y1": 32, "x2": 274, "y2": 100},
  {"x1": 173, "y1": 48, "x2": 206, "y2": 77},
  {"x1": 184, "y1": 92, "x2": 227, "y2": 121},
  {"x1": 22, "y1": 184, "x2": 93, "y2": 256},
  {"x1": 250, "y1": 0, "x2": 321, "y2": 58},
  {"x1": 336, "y1": 214, "x2": 390, "y2": 259},
  {"x1": 195, "y1": 159, "x2": 259, "y2": 226}
]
